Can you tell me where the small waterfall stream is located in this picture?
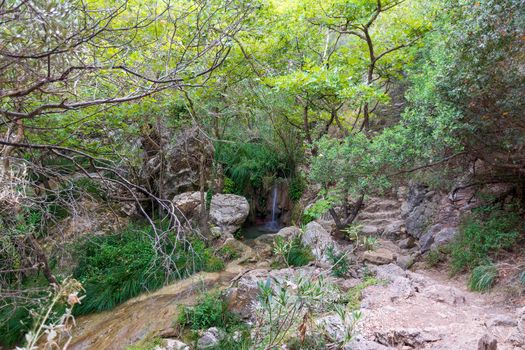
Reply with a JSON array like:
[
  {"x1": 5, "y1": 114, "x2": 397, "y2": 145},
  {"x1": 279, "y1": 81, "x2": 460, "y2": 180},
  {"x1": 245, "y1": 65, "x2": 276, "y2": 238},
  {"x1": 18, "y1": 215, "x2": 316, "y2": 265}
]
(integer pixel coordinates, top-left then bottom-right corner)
[{"x1": 265, "y1": 184, "x2": 280, "y2": 232}]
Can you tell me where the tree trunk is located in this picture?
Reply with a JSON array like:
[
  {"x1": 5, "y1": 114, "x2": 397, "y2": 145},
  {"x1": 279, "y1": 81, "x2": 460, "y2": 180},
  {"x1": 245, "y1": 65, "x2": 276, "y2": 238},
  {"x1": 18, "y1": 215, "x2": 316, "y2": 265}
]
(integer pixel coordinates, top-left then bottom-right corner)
[
  {"x1": 329, "y1": 193, "x2": 365, "y2": 231},
  {"x1": 27, "y1": 235, "x2": 58, "y2": 286}
]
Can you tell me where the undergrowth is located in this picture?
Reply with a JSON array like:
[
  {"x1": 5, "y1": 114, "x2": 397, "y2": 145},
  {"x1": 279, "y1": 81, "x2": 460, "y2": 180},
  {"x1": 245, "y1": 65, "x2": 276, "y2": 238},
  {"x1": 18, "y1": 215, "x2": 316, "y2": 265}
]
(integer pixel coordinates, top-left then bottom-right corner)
[
  {"x1": 73, "y1": 223, "x2": 225, "y2": 315},
  {"x1": 449, "y1": 207, "x2": 522, "y2": 276}
]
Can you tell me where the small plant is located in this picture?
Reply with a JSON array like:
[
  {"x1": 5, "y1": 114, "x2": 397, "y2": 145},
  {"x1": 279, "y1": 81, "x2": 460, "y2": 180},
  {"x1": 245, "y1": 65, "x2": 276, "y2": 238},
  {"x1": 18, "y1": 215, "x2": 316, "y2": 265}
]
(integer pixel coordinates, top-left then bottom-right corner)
[
  {"x1": 289, "y1": 174, "x2": 306, "y2": 202},
  {"x1": 222, "y1": 176, "x2": 237, "y2": 194},
  {"x1": 326, "y1": 245, "x2": 350, "y2": 278},
  {"x1": 362, "y1": 236, "x2": 378, "y2": 251},
  {"x1": 469, "y1": 264, "x2": 498, "y2": 292},
  {"x1": 346, "y1": 276, "x2": 381, "y2": 310},
  {"x1": 177, "y1": 291, "x2": 240, "y2": 331},
  {"x1": 273, "y1": 236, "x2": 313, "y2": 267},
  {"x1": 342, "y1": 223, "x2": 363, "y2": 242},
  {"x1": 125, "y1": 337, "x2": 163, "y2": 350},
  {"x1": 302, "y1": 199, "x2": 331, "y2": 224},
  {"x1": 218, "y1": 245, "x2": 240, "y2": 261},
  {"x1": 425, "y1": 250, "x2": 443, "y2": 268}
]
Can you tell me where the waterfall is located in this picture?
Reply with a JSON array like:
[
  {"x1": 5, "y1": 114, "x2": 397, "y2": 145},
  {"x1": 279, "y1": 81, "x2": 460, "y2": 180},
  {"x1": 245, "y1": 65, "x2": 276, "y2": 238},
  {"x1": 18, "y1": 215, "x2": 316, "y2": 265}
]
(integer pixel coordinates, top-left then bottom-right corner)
[{"x1": 265, "y1": 184, "x2": 280, "y2": 232}]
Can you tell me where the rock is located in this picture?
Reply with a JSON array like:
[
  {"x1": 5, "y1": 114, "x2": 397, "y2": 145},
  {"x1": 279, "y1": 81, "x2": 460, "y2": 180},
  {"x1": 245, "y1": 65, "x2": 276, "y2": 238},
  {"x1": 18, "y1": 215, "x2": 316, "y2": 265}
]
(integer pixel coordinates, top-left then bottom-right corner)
[
  {"x1": 172, "y1": 191, "x2": 201, "y2": 218},
  {"x1": 363, "y1": 248, "x2": 395, "y2": 265},
  {"x1": 422, "y1": 284, "x2": 466, "y2": 305},
  {"x1": 373, "y1": 264, "x2": 406, "y2": 282},
  {"x1": 276, "y1": 226, "x2": 301, "y2": 240},
  {"x1": 398, "y1": 237, "x2": 416, "y2": 249},
  {"x1": 316, "y1": 314, "x2": 346, "y2": 342},
  {"x1": 396, "y1": 255, "x2": 414, "y2": 270},
  {"x1": 374, "y1": 328, "x2": 441, "y2": 347},
  {"x1": 382, "y1": 220, "x2": 405, "y2": 240},
  {"x1": 209, "y1": 194, "x2": 249, "y2": 235},
  {"x1": 197, "y1": 327, "x2": 224, "y2": 349},
  {"x1": 302, "y1": 221, "x2": 341, "y2": 262},
  {"x1": 172, "y1": 192, "x2": 249, "y2": 235},
  {"x1": 431, "y1": 227, "x2": 457, "y2": 248},
  {"x1": 333, "y1": 277, "x2": 361, "y2": 292},
  {"x1": 155, "y1": 339, "x2": 189, "y2": 350},
  {"x1": 487, "y1": 314, "x2": 518, "y2": 328},
  {"x1": 477, "y1": 334, "x2": 497, "y2": 350},
  {"x1": 344, "y1": 336, "x2": 390, "y2": 350},
  {"x1": 361, "y1": 225, "x2": 379, "y2": 235},
  {"x1": 517, "y1": 307, "x2": 525, "y2": 333}
]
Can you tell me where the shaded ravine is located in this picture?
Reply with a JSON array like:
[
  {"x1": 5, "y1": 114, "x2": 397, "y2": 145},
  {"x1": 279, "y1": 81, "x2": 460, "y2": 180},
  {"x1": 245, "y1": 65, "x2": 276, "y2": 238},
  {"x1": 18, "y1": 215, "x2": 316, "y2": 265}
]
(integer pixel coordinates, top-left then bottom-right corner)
[{"x1": 68, "y1": 245, "x2": 258, "y2": 350}]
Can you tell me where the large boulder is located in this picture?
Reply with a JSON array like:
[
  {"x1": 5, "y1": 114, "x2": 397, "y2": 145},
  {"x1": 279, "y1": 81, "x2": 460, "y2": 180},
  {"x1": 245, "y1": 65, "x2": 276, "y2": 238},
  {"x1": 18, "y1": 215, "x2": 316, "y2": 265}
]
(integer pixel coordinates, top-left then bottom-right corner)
[
  {"x1": 302, "y1": 221, "x2": 341, "y2": 262},
  {"x1": 172, "y1": 192, "x2": 249, "y2": 235},
  {"x1": 209, "y1": 194, "x2": 249, "y2": 235}
]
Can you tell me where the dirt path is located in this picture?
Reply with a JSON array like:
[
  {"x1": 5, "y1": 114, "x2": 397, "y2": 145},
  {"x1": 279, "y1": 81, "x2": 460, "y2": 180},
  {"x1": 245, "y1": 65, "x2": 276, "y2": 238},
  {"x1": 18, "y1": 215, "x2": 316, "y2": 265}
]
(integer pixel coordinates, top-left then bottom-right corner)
[{"x1": 356, "y1": 264, "x2": 524, "y2": 349}]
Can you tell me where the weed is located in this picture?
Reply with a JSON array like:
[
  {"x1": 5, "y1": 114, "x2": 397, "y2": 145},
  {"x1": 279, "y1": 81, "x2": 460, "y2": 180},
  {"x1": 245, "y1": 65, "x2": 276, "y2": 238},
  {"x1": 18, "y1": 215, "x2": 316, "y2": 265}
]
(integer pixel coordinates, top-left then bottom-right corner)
[
  {"x1": 346, "y1": 276, "x2": 381, "y2": 310},
  {"x1": 125, "y1": 337, "x2": 163, "y2": 350},
  {"x1": 177, "y1": 291, "x2": 240, "y2": 331},
  {"x1": 326, "y1": 245, "x2": 350, "y2": 278},
  {"x1": 425, "y1": 250, "x2": 443, "y2": 268},
  {"x1": 273, "y1": 236, "x2": 313, "y2": 267},
  {"x1": 469, "y1": 264, "x2": 498, "y2": 292}
]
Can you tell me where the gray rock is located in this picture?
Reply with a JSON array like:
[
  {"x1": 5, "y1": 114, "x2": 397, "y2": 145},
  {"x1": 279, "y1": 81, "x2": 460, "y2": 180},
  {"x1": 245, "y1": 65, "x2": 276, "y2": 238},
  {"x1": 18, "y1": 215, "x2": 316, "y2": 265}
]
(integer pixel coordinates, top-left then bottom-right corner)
[
  {"x1": 517, "y1": 307, "x2": 525, "y2": 333},
  {"x1": 382, "y1": 220, "x2": 405, "y2": 240},
  {"x1": 363, "y1": 248, "x2": 395, "y2": 265},
  {"x1": 422, "y1": 284, "x2": 466, "y2": 305},
  {"x1": 345, "y1": 336, "x2": 391, "y2": 350},
  {"x1": 430, "y1": 227, "x2": 458, "y2": 249},
  {"x1": 197, "y1": 327, "x2": 224, "y2": 349},
  {"x1": 302, "y1": 221, "x2": 341, "y2": 262},
  {"x1": 373, "y1": 264, "x2": 407, "y2": 282},
  {"x1": 209, "y1": 194, "x2": 250, "y2": 235},
  {"x1": 361, "y1": 225, "x2": 379, "y2": 235},
  {"x1": 276, "y1": 226, "x2": 301, "y2": 240},
  {"x1": 374, "y1": 328, "x2": 441, "y2": 347},
  {"x1": 477, "y1": 334, "x2": 497, "y2": 350},
  {"x1": 398, "y1": 237, "x2": 416, "y2": 249},
  {"x1": 396, "y1": 255, "x2": 414, "y2": 270},
  {"x1": 487, "y1": 314, "x2": 518, "y2": 328},
  {"x1": 154, "y1": 339, "x2": 189, "y2": 350},
  {"x1": 419, "y1": 231, "x2": 435, "y2": 252}
]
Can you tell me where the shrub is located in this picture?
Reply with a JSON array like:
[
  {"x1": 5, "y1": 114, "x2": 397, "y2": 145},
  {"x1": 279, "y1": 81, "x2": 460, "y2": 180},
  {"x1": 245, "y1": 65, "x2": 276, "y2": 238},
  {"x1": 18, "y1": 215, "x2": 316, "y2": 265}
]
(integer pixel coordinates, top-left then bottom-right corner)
[
  {"x1": 72, "y1": 223, "x2": 224, "y2": 315},
  {"x1": 326, "y1": 246, "x2": 350, "y2": 278},
  {"x1": 289, "y1": 174, "x2": 306, "y2": 202},
  {"x1": 222, "y1": 176, "x2": 237, "y2": 194},
  {"x1": 302, "y1": 199, "x2": 331, "y2": 224},
  {"x1": 273, "y1": 236, "x2": 313, "y2": 267},
  {"x1": 177, "y1": 291, "x2": 239, "y2": 331},
  {"x1": 218, "y1": 245, "x2": 240, "y2": 261},
  {"x1": 425, "y1": 250, "x2": 443, "y2": 268},
  {"x1": 469, "y1": 264, "x2": 498, "y2": 292},
  {"x1": 450, "y1": 209, "x2": 521, "y2": 275}
]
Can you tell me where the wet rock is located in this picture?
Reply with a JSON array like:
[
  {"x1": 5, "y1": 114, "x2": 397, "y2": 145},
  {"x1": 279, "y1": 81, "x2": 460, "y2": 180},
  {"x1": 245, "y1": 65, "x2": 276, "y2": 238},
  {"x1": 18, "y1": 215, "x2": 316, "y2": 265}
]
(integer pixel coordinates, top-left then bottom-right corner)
[
  {"x1": 363, "y1": 248, "x2": 395, "y2": 265},
  {"x1": 302, "y1": 221, "x2": 341, "y2": 262},
  {"x1": 197, "y1": 327, "x2": 224, "y2": 349},
  {"x1": 477, "y1": 334, "x2": 497, "y2": 350}
]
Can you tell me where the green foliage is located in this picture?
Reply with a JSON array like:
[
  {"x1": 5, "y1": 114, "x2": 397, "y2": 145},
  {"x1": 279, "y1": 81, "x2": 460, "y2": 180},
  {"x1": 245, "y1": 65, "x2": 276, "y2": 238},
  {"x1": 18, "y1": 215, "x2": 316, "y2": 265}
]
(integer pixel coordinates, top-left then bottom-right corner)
[
  {"x1": 222, "y1": 177, "x2": 237, "y2": 194},
  {"x1": 302, "y1": 199, "x2": 331, "y2": 224},
  {"x1": 362, "y1": 236, "x2": 378, "y2": 252},
  {"x1": 346, "y1": 276, "x2": 381, "y2": 311},
  {"x1": 72, "y1": 223, "x2": 224, "y2": 315},
  {"x1": 218, "y1": 244, "x2": 241, "y2": 261},
  {"x1": 273, "y1": 236, "x2": 313, "y2": 268},
  {"x1": 469, "y1": 264, "x2": 498, "y2": 292},
  {"x1": 125, "y1": 337, "x2": 163, "y2": 350},
  {"x1": 177, "y1": 291, "x2": 239, "y2": 331},
  {"x1": 425, "y1": 250, "x2": 444, "y2": 268},
  {"x1": 289, "y1": 174, "x2": 306, "y2": 202},
  {"x1": 326, "y1": 246, "x2": 350, "y2": 278},
  {"x1": 449, "y1": 209, "x2": 521, "y2": 275}
]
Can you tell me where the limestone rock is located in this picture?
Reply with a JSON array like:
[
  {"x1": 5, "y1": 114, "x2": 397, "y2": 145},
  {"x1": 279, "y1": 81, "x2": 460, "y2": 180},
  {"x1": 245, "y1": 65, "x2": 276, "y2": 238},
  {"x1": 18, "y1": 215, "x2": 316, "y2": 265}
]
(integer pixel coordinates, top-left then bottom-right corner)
[
  {"x1": 209, "y1": 194, "x2": 249, "y2": 235},
  {"x1": 172, "y1": 191, "x2": 201, "y2": 218},
  {"x1": 363, "y1": 248, "x2": 395, "y2": 265},
  {"x1": 276, "y1": 226, "x2": 301, "y2": 240},
  {"x1": 197, "y1": 327, "x2": 224, "y2": 349},
  {"x1": 361, "y1": 225, "x2": 379, "y2": 235},
  {"x1": 154, "y1": 339, "x2": 189, "y2": 350},
  {"x1": 382, "y1": 220, "x2": 405, "y2": 240},
  {"x1": 477, "y1": 334, "x2": 497, "y2": 350},
  {"x1": 302, "y1": 221, "x2": 341, "y2": 262},
  {"x1": 430, "y1": 227, "x2": 458, "y2": 250},
  {"x1": 374, "y1": 328, "x2": 441, "y2": 347},
  {"x1": 422, "y1": 284, "x2": 466, "y2": 305}
]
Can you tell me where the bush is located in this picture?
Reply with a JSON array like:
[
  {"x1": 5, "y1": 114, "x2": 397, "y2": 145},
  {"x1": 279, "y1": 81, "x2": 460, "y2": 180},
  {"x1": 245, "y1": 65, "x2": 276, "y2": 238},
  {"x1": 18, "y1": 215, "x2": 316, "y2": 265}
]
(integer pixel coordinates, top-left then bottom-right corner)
[
  {"x1": 425, "y1": 250, "x2": 444, "y2": 268},
  {"x1": 72, "y1": 223, "x2": 224, "y2": 315},
  {"x1": 177, "y1": 291, "x2": 239, "y2": 331},
  {"x1": 469, "y1": 264, "x2": 498, "y2": 292},
  {"x1": 273, "y1": 236, "x2": 313, "y2": 267},
  {"x1": 326, "y1": 245, "x2": 350, "y2": 278},
  {"x1": 302, "y1": 199, "x2": 331, "y2": 224},
  {"x1": 450, "y1": 209, "x2": 521, "y2": 275},
  {"x1": 289, "y1": 174, "x2": 306, "y2": 202}
]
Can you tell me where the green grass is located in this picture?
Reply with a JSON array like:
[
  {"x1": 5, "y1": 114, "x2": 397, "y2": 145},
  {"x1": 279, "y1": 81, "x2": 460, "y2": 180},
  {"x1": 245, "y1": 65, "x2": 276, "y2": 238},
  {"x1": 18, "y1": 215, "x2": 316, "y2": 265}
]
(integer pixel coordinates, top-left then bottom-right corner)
[
  {"x1": 449, "y1": 208, "x2": 521, "y2": 275},
  {"x1": 177, "y1": 291, "x2": 240, "y2": 331},
  {"x1": 425, "y1": 249, "x2": 444, "y2": 268},
  {"x1": 125, "y1": 337, "x2": 163, "y2": 350},
  {"x1": 346, "y1": 276, "x2": 382, "y2": 310},
  {"x1": 72, "y1": 223, "x2": 225, "y2": 315},
  {"x1": 469, "y1": 264, "x2": 498, "y2": 292}
]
